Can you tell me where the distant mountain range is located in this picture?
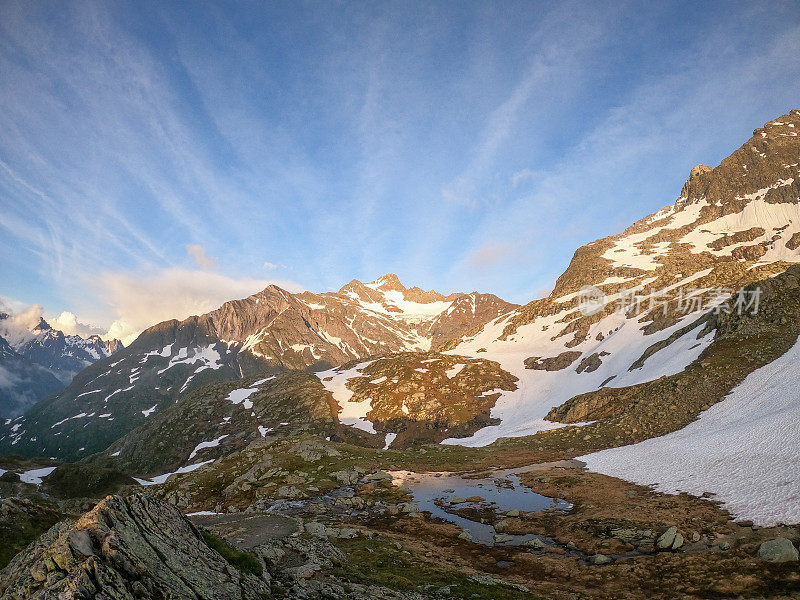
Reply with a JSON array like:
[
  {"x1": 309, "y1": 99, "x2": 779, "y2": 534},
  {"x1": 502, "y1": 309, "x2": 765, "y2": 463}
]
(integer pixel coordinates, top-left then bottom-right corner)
[
  {"x1": 0, "y1": 314, "x2": 122, "y2": 418},
  {"x1": 0, "y1": 276, "x2": 516, "y2": 458}
]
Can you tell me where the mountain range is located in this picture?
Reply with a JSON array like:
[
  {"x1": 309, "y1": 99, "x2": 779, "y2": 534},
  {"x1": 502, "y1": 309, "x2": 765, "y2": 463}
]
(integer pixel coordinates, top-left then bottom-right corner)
[
  {"x1": 2, "y1": 110, "x2": 800, "y2": 600},
  {"x1": 1, "y1": 110, "x2": 799, "y2": 527},
  {"x1": 0, "y1": 276, "x2": 516, "y2": 459},
  {"x1": 0, "y1": 314, "x2": 122, "y2": 418}
]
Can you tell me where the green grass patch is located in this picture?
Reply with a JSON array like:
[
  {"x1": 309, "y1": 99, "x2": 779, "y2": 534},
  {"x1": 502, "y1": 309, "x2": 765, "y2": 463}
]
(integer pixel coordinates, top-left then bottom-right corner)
[{"x1": 202, "y1": 531, "x2": 263, "y2": 576}]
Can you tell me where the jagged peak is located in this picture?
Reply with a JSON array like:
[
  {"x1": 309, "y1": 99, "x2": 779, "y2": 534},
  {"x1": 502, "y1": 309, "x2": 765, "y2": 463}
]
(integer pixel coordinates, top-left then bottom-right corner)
[
  {"x1": 32, "y1": 317, "x2": 52, "y2": 332},
  {"x1": 337, "y1": 278, "x2": 369, "y2": 295},
  {"x1": 369, "y1": 273, "x2": 406, "y2": 291}
]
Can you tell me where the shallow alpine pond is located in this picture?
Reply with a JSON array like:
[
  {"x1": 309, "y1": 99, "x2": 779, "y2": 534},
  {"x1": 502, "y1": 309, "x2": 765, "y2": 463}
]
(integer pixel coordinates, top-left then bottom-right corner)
[{"x1": 391, "y1": 470, "x2": 571, "y2": 546}]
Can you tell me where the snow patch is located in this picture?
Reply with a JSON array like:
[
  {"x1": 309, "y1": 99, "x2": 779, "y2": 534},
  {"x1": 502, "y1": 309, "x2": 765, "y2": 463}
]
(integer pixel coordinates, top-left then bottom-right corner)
[
  {"x1": 582, "y1": 335, "x2": 800, "y2": 526},
  {"x1": 227, "y1": 387, "x2": 259, "y2": 410},
  {"x1": 134, "y1": 460, "x2": 214, "y2": 486},
  {"x1": 445, "y1": 364, "x2": 466, "y2": 379},
  {"x1": 19, "y1": 466, "x2": 56, "y2": 485},
  {"x1": 188, "y1": 435, "x2": 229, "y2": 460}
]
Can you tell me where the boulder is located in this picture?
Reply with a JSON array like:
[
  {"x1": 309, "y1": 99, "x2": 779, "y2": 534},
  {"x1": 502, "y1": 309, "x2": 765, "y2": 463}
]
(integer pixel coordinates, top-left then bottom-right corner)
[
  {"x1": 671, "y1": 532, "x2": 684, "y2": 550},
  {"x1": 657, "y1": 526, "x2": 678, "y2": 550},
  {"x1": 330, "y1": 469, "x2": 359, "y2": 485},
  {"x1": 523, "y1": 537, "x2": 548, "y2": 551},
  {"x1": 304, "y1": 521, "x2": 328, "y2": 537},
  {"x1": 400, "y1": 502, "x2": 420, "y2": 514},
  {"x1": 758, "y1": 538, "x2": 799, "y2": 563}
]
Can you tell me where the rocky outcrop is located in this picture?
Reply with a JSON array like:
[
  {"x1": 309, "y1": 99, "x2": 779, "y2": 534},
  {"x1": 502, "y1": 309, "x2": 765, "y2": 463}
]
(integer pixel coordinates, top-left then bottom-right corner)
[
  {"x1": 524, "y1": 351, "x2": 582, "y2": 371},
  {"x1": 575, "y1": 351, "x2": 609, "y2": 374},
  {"x1": 545, "y1": 265, "x2": 800, "y2": 445},
  {"x1": 339, "y1": 352, "x2": 518, "y2": 445},
  {"x1": 0, "y1": 494, "x2": 270, "y2": 599}
]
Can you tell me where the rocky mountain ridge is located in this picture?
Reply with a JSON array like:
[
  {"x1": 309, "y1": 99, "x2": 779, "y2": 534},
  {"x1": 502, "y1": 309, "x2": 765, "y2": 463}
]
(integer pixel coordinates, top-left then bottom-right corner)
[
  {"x1": 0, "y1": 314, "x2": 122, "y2": 418},
  {"x1": 437, "y1": 109, "x2": 800, "y2": 447},
  {"x1": 0, "y1": 276, "x2": 516, "y2": 459}
]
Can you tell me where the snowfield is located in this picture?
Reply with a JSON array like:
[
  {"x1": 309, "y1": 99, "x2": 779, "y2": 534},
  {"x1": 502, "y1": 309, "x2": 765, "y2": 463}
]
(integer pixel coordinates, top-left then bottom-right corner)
[
  {"x1": 581, "y1": 335, "x2": 800, "y2": 526},
  {"x1": 317, "y1": 360, "x2": 377, "y2": 433},
  {"x1": 441, "y1": 306, "x2": 714, "y2": 447}
]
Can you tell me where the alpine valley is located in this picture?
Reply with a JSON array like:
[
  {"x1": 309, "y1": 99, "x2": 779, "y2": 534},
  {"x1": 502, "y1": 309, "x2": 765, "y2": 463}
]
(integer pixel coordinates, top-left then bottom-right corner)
[{"x1": 2, "y1": 110, "x2": 800, "y2": 600}]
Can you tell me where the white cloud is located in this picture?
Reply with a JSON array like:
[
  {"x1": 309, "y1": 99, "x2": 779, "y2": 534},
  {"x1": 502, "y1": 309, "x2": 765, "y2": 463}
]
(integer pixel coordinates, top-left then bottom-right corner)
[
  {"x1": 263, "y1": 261, "x2": 278, "y2": 270},
  {"x1": 99, "y1": 268, "x2": 304, "y2": 346},
  {"x1": 50, "y1": 311, "x2": 104, "y2": 337},
  {"x1": 0, "y1": 302, "x2": 105, "y2": 345},
  {"x1": 0, "y1": 304, "x2": 43, "y2": 346},
  {"x1": 186, "y1": 244, "x2": 218, "y2": 269},
  {"x1": 0, "y1": 295, "x2": 27, "y2": 316}
]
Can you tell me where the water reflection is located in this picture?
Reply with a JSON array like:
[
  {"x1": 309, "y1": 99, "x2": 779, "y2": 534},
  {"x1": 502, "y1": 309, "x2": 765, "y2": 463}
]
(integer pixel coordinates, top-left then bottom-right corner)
[{"x1": 391, "y1": 470, "x2": 571, "y2": 545}]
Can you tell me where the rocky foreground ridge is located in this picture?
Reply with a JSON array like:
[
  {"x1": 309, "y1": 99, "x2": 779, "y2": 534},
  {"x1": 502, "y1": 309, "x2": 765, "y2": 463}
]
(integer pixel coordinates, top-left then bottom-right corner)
[{"x1": 0, "y1": 493, "x2": 429, "y2": 600}]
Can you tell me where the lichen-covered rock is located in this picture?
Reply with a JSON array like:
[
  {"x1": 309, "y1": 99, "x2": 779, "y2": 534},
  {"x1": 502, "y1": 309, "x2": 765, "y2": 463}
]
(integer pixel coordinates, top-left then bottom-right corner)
[
  {"x1": 0, "y1": 494, "x2": 269, "y2": 599},
  {"x1": 758, "y1": 538, "x2": 799, "y2": 563}
]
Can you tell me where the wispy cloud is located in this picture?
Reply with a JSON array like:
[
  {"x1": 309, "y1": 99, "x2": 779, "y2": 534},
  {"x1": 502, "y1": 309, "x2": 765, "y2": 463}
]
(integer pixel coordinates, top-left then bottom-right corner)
[
  {"x1": 511, "y1": 168, "x2": 535, "y2": 188},
  {"x1": 1, "y1": 1, "x2": 798, "y2": 316},
  {"x1": 186, "y1": 244, "x2": 217, "y2": 270},
  {"x1": 465, "y1": 241, "x2": 521, "y2": 272},
  {"x1": 447, "y1": 12, "x2": 800, "y2": 302},
  {"x1": 440, "y1": 3, "x2": 616, "y2": 207}
]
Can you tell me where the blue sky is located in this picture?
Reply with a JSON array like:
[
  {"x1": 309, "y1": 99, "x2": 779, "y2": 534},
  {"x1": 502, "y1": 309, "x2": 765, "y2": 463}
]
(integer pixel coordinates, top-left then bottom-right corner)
[{"x1": 1, "y1": 1, "x2": 799, "y2": 342}]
